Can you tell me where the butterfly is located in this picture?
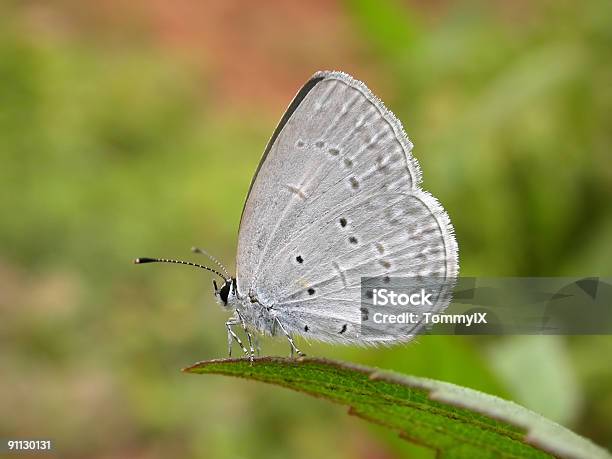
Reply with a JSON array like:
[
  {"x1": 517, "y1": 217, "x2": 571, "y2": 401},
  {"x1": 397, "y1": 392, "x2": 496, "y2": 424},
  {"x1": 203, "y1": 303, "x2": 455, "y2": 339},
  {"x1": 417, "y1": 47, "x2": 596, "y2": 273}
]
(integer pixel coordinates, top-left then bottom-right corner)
[{"x1": 135, "y1": 71, "x2": 458, "y2": 360}]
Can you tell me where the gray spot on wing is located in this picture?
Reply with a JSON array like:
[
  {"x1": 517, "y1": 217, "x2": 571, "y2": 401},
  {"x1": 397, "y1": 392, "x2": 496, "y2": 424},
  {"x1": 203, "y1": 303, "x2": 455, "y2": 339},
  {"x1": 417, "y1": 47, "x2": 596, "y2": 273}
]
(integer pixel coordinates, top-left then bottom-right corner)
[
  {"x1": 332, "y1": 261, "x2": 347, "y2": 288},
  {"x1": 285, "y1": 184, "x2": 307, "y2": 200}
]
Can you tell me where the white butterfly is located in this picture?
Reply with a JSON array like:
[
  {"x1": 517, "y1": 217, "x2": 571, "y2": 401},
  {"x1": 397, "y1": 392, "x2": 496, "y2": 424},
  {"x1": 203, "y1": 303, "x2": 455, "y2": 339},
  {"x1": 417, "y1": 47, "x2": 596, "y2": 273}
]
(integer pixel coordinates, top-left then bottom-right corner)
[{"x1": 136, "y1": 71, "x2": 458, "y2": 360}]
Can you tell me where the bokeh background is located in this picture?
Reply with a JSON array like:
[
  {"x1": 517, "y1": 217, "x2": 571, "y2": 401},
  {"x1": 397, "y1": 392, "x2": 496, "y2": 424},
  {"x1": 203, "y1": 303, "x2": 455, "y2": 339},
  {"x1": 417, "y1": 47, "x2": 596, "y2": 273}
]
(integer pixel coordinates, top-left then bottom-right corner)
[{"x1": 1, "y1": 1, "x2": 611, "y2": 458}]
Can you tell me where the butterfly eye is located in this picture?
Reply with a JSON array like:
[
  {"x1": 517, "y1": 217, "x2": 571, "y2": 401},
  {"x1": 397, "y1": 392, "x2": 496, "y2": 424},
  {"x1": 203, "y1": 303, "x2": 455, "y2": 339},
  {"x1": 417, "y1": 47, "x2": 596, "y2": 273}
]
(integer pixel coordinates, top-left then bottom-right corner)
[{"x1": 219, "y1": 281, "x2": 232, "y2": 305}]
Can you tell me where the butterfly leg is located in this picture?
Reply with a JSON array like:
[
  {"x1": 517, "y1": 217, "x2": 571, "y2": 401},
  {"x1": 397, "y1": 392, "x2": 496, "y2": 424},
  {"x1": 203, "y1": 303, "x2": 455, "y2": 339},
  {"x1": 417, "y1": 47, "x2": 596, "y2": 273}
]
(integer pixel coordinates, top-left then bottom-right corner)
[
  {"x1": 275, "y1": 317, "x2": 305, "y2": 358},
  {"x1": 227, "y1": 324, "x2": 233, "y2": 357},
  {"x1": 236, "y1": 309, "x2": 255, "y2": 362},
  {"x1": 226, "y1": 318, "x2": 250, "y2": 359}
]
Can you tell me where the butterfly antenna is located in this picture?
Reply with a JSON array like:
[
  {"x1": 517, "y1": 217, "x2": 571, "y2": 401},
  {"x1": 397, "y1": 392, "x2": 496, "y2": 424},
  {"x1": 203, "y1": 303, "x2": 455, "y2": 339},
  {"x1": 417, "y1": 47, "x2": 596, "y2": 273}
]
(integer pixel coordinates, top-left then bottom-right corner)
[
  {"x1": 133, "y1": 257, "x2": 228, "y2": 281},
  {"x1": 191, "y1": 246, "x2": 231, "y2": 278}
]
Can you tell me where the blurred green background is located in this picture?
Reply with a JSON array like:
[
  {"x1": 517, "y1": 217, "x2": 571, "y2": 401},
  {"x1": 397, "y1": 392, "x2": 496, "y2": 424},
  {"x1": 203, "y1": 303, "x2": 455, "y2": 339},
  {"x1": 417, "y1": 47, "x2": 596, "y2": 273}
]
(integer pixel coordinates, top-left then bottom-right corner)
[{"x1": 1, "y1": 1, "x2": 611, "y2": 458}]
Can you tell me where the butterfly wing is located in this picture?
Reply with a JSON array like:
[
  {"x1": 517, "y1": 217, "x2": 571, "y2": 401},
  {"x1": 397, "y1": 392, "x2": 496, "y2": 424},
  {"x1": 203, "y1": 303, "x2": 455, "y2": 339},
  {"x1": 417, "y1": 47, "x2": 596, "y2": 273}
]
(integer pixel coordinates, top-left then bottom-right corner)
[{"x1": 236, "y1": 71, "x2": 458, "y2": 343}]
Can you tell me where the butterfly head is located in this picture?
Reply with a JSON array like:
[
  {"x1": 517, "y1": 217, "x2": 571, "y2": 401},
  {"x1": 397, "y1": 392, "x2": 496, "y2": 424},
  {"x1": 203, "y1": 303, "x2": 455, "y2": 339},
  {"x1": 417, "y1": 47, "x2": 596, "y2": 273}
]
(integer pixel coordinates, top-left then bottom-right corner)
[{"x1": 213, "y1": 278, "x2": 237, "y2": 308}]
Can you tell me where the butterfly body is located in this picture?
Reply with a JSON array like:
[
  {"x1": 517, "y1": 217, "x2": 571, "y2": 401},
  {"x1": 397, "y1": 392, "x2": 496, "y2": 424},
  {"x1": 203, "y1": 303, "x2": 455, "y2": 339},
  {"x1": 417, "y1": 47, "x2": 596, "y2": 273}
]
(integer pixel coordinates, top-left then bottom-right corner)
[{"x1": 216, "y1": 280, "x2": 276, "y2": 335}]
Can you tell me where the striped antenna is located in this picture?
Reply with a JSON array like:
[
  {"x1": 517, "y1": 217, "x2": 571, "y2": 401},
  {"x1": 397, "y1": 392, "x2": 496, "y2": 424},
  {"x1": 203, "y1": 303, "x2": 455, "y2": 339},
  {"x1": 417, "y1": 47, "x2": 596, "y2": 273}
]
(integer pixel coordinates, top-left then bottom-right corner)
[
  {"x1": 191, "y1": 246, "x2": 231, "y2": 278},
  {"x1": 133, "y1": 257, "x2": 228, "y2": 281}
]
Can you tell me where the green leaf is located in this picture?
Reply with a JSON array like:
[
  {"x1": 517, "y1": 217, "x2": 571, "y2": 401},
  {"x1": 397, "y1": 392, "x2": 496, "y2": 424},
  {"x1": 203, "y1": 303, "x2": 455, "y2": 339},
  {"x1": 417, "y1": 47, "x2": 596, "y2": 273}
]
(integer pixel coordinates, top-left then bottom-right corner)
[{"x1": 184, "y1": 357, "x2": 610, "y2": 459}]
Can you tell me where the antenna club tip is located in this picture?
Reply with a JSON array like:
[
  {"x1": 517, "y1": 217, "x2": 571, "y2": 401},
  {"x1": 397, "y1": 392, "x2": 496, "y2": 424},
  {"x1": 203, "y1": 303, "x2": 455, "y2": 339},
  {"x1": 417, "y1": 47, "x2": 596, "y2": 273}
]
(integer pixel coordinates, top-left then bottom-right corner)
[{"x1": 134, "y1": 257, "x2": 155, "y2": 264}]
